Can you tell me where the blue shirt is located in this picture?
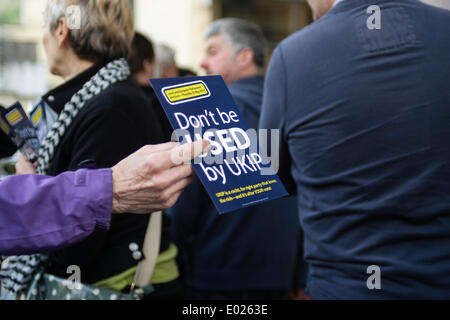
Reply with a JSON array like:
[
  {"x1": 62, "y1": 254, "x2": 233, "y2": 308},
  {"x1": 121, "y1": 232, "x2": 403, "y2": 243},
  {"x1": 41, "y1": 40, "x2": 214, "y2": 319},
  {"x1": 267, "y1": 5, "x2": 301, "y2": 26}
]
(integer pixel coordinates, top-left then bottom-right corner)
[{"x1": 260, "y1": 0, "x2": 450, "y2": 299}]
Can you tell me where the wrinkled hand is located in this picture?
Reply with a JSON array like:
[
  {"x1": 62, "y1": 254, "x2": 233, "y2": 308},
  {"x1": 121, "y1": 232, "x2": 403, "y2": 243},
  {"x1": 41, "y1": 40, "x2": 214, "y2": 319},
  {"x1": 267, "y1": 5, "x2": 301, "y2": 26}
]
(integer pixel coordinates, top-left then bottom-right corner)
[
  {"x1": 111, "y1": 140, "x2": 210, "y2": 214},
  {"x1": 15, "y1": 153, "x2": 37, "y2": 175}
]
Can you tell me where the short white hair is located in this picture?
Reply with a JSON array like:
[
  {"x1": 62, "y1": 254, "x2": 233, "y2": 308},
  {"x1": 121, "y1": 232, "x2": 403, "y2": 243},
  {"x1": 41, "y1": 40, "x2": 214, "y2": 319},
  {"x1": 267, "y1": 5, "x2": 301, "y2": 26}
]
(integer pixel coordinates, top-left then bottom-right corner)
[
  {"x1": 153, "y1": 43, "x2": 177, "y2": 77},
  {"x1": 205, "y1": 18, "x2": 268, "y2": 70}
]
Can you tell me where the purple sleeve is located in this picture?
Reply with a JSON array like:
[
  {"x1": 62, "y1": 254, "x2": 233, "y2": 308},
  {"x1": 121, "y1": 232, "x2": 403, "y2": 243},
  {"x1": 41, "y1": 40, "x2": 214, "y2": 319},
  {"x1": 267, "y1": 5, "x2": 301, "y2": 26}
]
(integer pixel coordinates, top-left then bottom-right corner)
[{"x1": 0, "y1": 169, "x2": 113, "y2": 255}]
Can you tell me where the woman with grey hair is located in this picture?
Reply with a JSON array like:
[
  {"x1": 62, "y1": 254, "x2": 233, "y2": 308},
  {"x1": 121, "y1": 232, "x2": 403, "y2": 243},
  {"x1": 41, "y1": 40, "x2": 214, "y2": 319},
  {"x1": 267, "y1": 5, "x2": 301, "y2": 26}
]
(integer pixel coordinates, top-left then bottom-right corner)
[{"x1": 2, "y1": 0, "x2": 182, "y2": 299}]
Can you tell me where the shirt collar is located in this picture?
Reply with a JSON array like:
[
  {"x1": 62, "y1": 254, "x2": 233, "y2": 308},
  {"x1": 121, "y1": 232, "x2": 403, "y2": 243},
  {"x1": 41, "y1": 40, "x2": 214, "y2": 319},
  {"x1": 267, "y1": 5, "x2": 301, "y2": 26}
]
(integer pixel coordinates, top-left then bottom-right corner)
[{"x1": 42, "y1": 60, "x2": 109, "y2": 114}]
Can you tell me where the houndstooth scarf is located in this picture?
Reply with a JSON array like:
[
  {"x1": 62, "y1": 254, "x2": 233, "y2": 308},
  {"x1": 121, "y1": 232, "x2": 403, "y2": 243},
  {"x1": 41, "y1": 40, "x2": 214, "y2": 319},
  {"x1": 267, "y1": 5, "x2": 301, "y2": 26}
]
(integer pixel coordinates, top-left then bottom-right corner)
[{"x1": 0, "y1": 59, "x2": 130, "y2": 299}]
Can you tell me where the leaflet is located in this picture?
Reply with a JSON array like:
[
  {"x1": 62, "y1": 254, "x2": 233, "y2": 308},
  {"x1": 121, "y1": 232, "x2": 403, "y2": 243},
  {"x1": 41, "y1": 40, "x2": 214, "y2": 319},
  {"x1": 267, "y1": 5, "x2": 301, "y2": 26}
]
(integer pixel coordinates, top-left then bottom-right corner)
[
  {"x1": 0, "y1": 102, "x2": 40, "y2": 163},
  {"x1": 150, "y1": 76, "x2": 288, "y2": 214}
]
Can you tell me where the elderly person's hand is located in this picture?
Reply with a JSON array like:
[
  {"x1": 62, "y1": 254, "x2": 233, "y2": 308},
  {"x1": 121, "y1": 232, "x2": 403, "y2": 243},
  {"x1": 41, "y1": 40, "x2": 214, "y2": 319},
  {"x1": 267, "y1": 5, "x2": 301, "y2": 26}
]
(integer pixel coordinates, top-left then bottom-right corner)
[
  {"x1": 15, "y1": 153, "x2": 37, "y2": 175},
  {"x1": 111, "y1": 140, "x2": 210, "y2": 214}
]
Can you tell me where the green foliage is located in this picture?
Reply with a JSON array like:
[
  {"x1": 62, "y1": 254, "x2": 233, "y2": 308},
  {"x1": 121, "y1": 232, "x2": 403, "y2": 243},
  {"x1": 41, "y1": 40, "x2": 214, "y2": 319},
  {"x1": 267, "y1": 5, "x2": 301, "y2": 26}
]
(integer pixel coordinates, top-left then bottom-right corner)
[{"x1": 0, "y1": 0, "x2": 20, "y2": 25}]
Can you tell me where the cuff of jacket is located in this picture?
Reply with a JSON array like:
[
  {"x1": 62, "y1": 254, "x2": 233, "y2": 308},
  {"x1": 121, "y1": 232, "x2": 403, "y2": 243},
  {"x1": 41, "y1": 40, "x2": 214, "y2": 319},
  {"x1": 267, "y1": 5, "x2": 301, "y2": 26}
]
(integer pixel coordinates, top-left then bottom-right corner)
[{"x1": 75, "y1": 168, "x2": 113, "y2": 230}]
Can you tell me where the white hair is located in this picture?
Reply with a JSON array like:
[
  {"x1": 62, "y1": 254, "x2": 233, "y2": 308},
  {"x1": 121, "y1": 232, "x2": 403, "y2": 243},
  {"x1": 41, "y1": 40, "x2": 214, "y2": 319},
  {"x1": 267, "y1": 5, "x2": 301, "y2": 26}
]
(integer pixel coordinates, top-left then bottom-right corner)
[
  {"x1": 44, "y1": 0, "x2": 134, "y2": 61},
  {"x1": 153, "y1": 43, "x2": 177, "y2": 78}
]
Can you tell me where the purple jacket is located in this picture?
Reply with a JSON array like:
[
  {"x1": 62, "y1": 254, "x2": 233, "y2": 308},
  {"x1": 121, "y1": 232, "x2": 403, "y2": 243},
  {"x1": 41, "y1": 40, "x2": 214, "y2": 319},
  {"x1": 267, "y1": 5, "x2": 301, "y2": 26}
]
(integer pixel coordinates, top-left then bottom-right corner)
[{"x1": 0, "y1": 169, "x2": 112, "y2": 255}]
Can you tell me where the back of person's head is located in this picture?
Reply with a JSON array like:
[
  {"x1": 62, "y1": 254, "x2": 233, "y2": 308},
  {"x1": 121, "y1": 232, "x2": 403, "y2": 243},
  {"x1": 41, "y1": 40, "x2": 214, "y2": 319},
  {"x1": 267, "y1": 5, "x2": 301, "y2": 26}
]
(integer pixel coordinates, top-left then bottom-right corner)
[
  {"x1": 204, "y1": 18, "x2": 268, "y2": 71},
  {"x1": 154, "y1": 43, "x2": 179, "y2": 78},
  {"x1": 127, "y1": 32, "x2": 155, "y2": 75},
  {"x1": 44, "y1": 0, "x2": 134, "y2": 62}
]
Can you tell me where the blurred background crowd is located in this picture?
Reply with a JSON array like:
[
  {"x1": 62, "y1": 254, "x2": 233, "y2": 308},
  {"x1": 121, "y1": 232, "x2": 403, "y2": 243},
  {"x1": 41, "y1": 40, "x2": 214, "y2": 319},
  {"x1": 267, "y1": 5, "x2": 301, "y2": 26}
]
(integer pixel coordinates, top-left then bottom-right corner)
[{"x1": 0, "y1": 0, "x2": 447, "y2": 109}]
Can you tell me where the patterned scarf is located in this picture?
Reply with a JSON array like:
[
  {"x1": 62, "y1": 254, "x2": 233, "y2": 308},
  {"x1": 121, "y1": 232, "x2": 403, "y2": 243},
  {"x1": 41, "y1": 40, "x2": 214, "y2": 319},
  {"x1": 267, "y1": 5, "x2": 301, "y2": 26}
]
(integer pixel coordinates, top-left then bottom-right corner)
[{"x1": 0, "y1": 59, "x2": 130, "y2": 299}]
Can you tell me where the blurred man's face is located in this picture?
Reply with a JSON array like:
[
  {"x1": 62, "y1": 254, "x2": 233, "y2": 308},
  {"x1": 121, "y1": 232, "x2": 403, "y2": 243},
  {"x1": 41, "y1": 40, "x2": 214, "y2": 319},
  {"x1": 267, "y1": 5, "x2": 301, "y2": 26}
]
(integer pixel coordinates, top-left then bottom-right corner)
[
  {"x1": 200, "y1": 34, "x2": 240, "y2": 85},
  {"x1": 307, "y1": 0, "x2": 335, "y2": 20}
]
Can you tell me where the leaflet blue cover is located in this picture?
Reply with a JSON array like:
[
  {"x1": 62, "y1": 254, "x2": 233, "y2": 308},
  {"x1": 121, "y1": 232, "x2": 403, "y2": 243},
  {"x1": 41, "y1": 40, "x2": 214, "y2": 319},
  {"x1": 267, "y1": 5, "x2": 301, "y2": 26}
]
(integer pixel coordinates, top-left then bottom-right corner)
[{"x1": 150, "y1": 75, "x2": 288, "y2": 214}]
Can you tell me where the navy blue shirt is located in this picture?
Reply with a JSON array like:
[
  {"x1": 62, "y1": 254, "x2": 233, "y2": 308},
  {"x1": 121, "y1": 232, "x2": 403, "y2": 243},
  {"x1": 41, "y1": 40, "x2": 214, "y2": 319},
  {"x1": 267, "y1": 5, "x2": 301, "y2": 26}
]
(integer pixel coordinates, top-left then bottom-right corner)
[
  {"x1": 167, "y1": 76, "x2": 303, "y2": 291},
  {"x1": 260, "y1": 0, "x2": 450, "y2": 299}
]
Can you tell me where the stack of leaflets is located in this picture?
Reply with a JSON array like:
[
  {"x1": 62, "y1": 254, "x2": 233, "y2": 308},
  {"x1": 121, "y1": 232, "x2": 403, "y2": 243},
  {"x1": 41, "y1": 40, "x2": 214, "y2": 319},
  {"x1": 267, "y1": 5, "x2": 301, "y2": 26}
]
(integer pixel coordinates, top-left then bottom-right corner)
[{"x1": 0, "y1": 102, "x2": 40, "y2": 163}]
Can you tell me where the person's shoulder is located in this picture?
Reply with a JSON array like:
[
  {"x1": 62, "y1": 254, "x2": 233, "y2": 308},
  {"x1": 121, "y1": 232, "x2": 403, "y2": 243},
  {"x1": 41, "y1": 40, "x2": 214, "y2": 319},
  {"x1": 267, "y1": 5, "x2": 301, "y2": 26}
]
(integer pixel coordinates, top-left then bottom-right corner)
[
  {"x1": 421, "y1": 0, "x2": 450, "y2": 15},
  {"x1": 66, "y1": 80, "x2": 154, "y2": 136},
  {"x1": 229, "y1": 76, "x2": 263, "y2": 92},
  {"x1": 98, "y1": 79, "x2": 147, "y2": 104},
  {"x1": 422, "y1": 1, "x2": 450, "y2": 25},
  {"x1": 229, "y1": 76, "x2": 263, "y2": 103},
  {"x1": 282, "y1": 11, "x2": 331, "y2": 42},
  {"x1": 84, "y1": 79, "x2": 149, "y2": 115},
  {"x1": 278, "y1": 10, "x2": 345, "y2": 58},
  {"x1": 280, "y1": 20, "x2": 319, "y2": 48}
]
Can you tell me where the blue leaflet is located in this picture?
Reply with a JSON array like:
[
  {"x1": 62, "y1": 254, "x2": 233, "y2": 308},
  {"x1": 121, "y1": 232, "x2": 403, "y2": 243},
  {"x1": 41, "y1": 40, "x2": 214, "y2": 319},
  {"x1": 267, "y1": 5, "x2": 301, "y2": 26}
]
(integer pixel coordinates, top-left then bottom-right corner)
[
  {"x1": 151, "y1": 76, "x2": 288, "y2": 214},
  {"x1": 0, "y1": 102, "x2": 40, "y2": 163}
]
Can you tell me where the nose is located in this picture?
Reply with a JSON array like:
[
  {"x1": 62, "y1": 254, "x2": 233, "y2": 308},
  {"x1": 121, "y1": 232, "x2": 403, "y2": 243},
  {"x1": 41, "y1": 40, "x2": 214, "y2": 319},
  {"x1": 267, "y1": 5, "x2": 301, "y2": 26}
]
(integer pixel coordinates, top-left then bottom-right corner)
[{"x1": 200, "y1": 58, "x2": 209, "y2": 73}]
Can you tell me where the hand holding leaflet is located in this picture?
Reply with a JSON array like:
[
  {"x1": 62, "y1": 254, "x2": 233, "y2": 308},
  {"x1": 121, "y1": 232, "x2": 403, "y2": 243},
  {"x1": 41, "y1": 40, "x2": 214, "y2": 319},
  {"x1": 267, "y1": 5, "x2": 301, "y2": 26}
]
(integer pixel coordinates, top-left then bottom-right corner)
[{"x1": 150, "y1": 76, "x2": 288, "y2": 214}]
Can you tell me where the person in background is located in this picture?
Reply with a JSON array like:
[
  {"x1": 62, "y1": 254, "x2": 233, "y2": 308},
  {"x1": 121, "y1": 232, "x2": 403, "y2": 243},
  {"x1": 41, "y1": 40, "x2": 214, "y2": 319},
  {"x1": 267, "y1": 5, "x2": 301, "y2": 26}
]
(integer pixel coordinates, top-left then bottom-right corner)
[
  {"x1": 11, "y1": 0, "x2": 178, "y2": 300},
  {"x1": 200, "y1": 18, "x2": 271, "y2": 127},
  {"x1": 154, "y1": 43, "x2": 180, "y2": 78},
  {"x1": 167, "y1": 18, "x2": 306, "y2": 300},
  {"x1": 127, "y1": 32, "x2": 172, "y2": 142},
  {"x1": 260, "y1": 0, "x2": 450, "y2": 299},
  {"x1": 0, "y1": 140, "x2": 209, "y2": 255}
]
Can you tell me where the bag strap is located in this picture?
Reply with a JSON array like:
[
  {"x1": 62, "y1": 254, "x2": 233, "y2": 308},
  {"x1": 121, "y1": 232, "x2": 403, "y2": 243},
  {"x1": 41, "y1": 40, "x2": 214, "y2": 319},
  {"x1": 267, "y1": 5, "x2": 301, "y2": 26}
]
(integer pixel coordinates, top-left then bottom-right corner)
[{"x1": 131, "y1": 211, "x2": 163, "y2": 290}]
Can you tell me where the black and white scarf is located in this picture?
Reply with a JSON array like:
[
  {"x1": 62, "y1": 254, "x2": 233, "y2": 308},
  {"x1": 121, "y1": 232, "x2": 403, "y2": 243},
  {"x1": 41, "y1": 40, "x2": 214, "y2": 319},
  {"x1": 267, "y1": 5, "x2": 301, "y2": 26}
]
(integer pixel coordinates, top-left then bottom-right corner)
[{"x1": 0, "y1": 59, "x2": 130, "y2": 299}]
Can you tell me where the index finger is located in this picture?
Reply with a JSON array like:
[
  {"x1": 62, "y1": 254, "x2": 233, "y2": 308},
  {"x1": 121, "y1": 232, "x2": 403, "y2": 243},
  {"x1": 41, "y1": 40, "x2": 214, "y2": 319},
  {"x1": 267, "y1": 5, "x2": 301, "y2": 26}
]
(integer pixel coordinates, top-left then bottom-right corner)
[
  {"x1": 168, "y1": 140, "x2": 211, "y2": 168},
  {"x1": 148, "y1": 141, "x2": 179, "y2": 154}
]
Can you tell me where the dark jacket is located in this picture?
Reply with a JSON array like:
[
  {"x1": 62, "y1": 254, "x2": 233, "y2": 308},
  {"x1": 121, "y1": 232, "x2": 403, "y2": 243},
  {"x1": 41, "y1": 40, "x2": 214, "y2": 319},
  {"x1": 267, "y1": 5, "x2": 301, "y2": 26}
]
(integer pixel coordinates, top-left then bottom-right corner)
[
  {"x1": 0, "y1": 103, "x2": 17, "y2": 158},
  {"x1": 167, "y1": 75, "x2": 302, "y2": 291},
  {"x1": 140, "y1": 85, "x2": 173, "y2": 142},
  {"x1": 42, "y1": 61, "x2": 168, "y2": 284},
  {"x1": 260, "y1": 0, "x2": 450, "y2": 299},
  {"x1": 0, "y1": 131, "x2": 16, "y2": 159}
]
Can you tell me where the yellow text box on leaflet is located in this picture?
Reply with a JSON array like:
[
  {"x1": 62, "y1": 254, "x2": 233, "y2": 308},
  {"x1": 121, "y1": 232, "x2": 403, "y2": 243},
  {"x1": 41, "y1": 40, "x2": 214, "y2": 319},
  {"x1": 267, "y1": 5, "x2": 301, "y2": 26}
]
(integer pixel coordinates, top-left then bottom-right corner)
[{"x1": 162, "y1": 81, "x2": 211, "y2": 105}]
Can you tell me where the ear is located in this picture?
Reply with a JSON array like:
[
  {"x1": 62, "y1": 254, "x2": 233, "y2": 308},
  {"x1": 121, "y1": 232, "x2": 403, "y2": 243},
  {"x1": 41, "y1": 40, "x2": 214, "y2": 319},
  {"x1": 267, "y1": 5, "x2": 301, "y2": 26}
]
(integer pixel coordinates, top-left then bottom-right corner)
[
  {"x1": 236, "y1": 48, "x2": 255, "y2": 69},
  {"x1": 55, "y1": 17, "x2": 71, "y2": 48}
]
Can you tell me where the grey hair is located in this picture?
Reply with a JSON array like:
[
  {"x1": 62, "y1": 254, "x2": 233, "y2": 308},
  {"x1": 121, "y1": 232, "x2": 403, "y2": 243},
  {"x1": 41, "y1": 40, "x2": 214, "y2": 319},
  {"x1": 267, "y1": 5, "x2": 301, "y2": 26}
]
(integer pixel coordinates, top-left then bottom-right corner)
[
  {"x1": 44, "y1": 0, "x2": 134, "y2": 61},
  {"x1": 153, "y1": 43, "x2": 177, "y2": 77},
  {"x1": 205, "y1": 18, "x2": 268, "y2": 70},
  {"x1": 44, "y1": 0, "x2": 88, "y2": 30}
]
